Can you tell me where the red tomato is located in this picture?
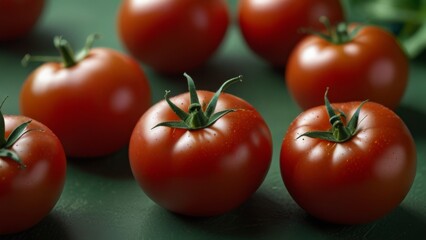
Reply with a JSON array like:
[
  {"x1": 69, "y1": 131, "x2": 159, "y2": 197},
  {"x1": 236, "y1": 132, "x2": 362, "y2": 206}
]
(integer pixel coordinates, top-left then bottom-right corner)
[
  {"x1": 280, "y1": 94, "x2": 416, "y2": 224},
  {"x1": 0, "y1": 113, "x2": 66, "y2": 234},
  {"x1": 129, "y1": 75, "x2": 272, "y2": 216},
  {"x1": 117, "y1": 0, "x2": 229, "y2": 74},
  {"x1": 286, "y1": 23, "x2": 409, "y2": 110},
  {"x1": 20, "y1": 35, "x2": 151, "y2": 157},
  {"x1": 0, "y1": 0, "x2": 45, "y2": 41},
  {"x1": 238, "y1": 0, "x2": 344, "y2": 67}
]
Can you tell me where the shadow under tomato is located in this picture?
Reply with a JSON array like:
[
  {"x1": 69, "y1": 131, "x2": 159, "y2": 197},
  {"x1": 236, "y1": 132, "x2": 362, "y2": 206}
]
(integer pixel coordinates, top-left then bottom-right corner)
[
  {"x1": 68, "y1": 146, "x2": 134, "y2": 180},
  {"x1": 396, "y1": 105, "x2": 426, "y2": 140},
  {"x1": 1, "y1": 211, "x2": 70, "y2": 240},
  {"x1": 152, "y1": 191, "x2": 303, "y2": 239},
  {"x1": 304, "y1": 206, "x2": 426, "y2": 240}
]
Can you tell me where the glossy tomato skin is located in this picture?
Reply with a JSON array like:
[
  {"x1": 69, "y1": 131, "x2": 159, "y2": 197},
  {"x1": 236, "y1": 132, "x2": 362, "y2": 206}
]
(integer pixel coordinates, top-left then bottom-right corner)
[
  {"x1": 286, "y1": 25, "x2": 409, "y2": 110},
  {"x1": 20, "y1": 48, "x2": 151, "y2": 158},
  {"x1": 0, "y1": 115, "x2": 66, "y2": 235},
  {"x1": 117, "y1": 0, "x2": 229, "y2": 74},
  {"x1": 280, "y1": 101, "x2": 416, "y2": 224},
  {"x1": 0, "y1": 0, "x2": 45, "y2": 41},
  {"x1": 129, "y1": 91, "x2": 272, "y2": 216},
  {"x1": 238, "y1": 0, "x2": 344, "y2": 68}
]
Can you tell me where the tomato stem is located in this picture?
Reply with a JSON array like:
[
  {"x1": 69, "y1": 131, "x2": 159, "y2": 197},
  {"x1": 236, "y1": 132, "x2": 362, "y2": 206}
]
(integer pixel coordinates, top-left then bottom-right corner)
[
  {"x1": 152, "y1": 73, "x2": 242, "y2": 130},
  {"x1": 306, "y1": 16, "x2": 363, "y2": 45},
  {"x1": 298, "y1": 89, "x2": 367, "y2": 143},
  {"x1": 0, "y1": 97, "x2": 29, "y2": 168},
  {"x1": 55, "y1": 36, "x2": 77, "y2": 67},
  {"x1": 21, "y1": 34, "x2": 101, "y2": 68}
]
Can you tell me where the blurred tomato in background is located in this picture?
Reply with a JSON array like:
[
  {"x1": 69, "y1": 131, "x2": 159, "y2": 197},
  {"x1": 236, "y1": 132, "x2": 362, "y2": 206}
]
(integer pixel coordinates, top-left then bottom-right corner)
[
  {"x1": 0, "y1": 0, "x2": 45, "y2": 41},
  {"x1": 117, "y1": 0, "x2": 229, "y2": 74},
  {"x1": 238, "y1": 0, "x2": 345, "y2": 68}
]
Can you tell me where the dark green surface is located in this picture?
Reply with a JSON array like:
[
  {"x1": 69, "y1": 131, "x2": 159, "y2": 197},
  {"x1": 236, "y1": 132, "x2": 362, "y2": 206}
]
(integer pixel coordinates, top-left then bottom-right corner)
[{"x1": 1, "y1": 1, "x2": 425, "y2": 239}]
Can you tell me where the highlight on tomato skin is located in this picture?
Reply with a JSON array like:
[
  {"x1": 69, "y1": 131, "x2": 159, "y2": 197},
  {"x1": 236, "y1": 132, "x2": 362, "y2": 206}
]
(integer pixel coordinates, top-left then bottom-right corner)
[
  {"x1": 128, "y1": 74, "x2": 273, "y2": 216},
  {"x1": 0, "y1": 106, "x2": 67, "y2": 235},
  {"x1": 280, "y1": 92, "x2": 416, "y2": 224},
  {"x1": 117, "y1": 0, "x2": 230, "y2": 74}
]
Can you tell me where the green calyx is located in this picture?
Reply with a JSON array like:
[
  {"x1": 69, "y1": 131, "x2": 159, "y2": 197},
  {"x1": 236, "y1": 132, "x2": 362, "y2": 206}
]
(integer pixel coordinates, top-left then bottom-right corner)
[
  {"x1": 306, "y1": 16, "x2": 363, "y2": 44},
  {"x1": 152, "y1": 73, "x2": 243, "y2": 130},
  {"x1": 0, "y1": 98, "x2": 32, "y2": 168},
  {"x1": 22, "y1": 33, "x2": 100, "y2": 68},
  {"x1": 298, "y1": 89, "x2": 367, "y2": 143}
]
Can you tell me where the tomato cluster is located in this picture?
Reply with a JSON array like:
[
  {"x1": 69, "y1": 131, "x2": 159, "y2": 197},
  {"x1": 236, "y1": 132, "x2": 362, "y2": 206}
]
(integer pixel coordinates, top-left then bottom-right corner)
[{"x1": 0, "y1": 0, "x2": 418, "y2": 235}]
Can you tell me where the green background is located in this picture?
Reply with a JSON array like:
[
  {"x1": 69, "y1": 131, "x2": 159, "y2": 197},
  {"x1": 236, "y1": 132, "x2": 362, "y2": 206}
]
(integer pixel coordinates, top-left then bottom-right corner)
[{"x1": 1, "y1": 0, "x2": 425, "y2": 239}]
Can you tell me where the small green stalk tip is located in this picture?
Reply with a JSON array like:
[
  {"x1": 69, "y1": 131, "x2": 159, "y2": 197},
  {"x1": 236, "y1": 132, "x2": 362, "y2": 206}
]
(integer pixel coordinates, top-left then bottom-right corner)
[
  {"x1": 21, "y1": 33, "x2": 101, "y2": 68},
  {"x1": 298, "y1": 89, "x2": 368, "y2": 143},
  {"x1": 152, "y1": 73, "x2": 243, "y2": 130},
  {"x1": 305, "y1": 16, "x2": 363, "y2": 44}
]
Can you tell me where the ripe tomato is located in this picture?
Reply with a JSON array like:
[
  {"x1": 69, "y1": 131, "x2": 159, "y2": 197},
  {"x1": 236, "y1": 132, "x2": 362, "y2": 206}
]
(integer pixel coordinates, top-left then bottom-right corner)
[
  {"x1": 238, "y1": 0, "x2": 344, "y2": 68},
  {"x1": 0, "y1": 0, "x2": 45, "y2": 41},
  {"x1": 129, "y1": 74, "x2": 272, "y2": 216},
  {"x1": 280, "y1": 92, "x2": 416, "y2": 224},
  {"x1": 286, "y1": 22, "x2": 409, "y2": 110},
  {"x1": 117, "y1": 0, "x2": 229, "y2": 74},
  {"x1": 20, "y1": 35, "x2": 151, "y2": 158},
  {"x1": 0, "y1": 108, "x2": 66, "y2": 234}
]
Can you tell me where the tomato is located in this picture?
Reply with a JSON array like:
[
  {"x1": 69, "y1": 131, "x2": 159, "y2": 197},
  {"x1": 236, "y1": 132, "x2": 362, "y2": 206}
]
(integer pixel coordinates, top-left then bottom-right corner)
[
  {"x1": 129, "y1": 74, "x2": 272, "y2": 216},
  {"x1": 238, "y1": 0, "x2": 344, "y2": 68},
  {"x1": 286, "y1": 22, "x2": 409, "y2": 110},
  {"x1": 0, "y1": 0, "x2": 45, "y2": 41},
  {"x1": 280, "y1": 92, "x2": 416, "y2": 224},
  {"x1": 0, "y1": 107, "x2": 66, "y2": 234},
  {"x1": 20, "y1": 35, "x2": 151, "y2": 158},
  {"x1": 117, "y1": 0, "x2": 229, "y2": 74}
]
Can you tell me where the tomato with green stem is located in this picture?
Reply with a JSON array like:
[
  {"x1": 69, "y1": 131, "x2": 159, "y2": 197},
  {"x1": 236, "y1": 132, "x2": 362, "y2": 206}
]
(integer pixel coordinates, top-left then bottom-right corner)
[
  {"x1": 280, "y1": 91, "x2": 416, "y2": 224},
  {"x1": 20, "y1": 34, "x2": 151, "y2": 158},
  {"x1": 0, "y1": 99, "x2": 66, "y2": 235},
  {"x1": 129, "y1": 74, "x2": 272, "y2": 216},
  {"x1": 286, "y1": 18, "x2": 409, "y2": 110}
]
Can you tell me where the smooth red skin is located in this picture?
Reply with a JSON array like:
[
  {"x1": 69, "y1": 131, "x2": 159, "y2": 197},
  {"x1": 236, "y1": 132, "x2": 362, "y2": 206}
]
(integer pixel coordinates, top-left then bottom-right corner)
[
  {"x1": 238, "y1": 0, "x2": 344, "y2": 68},
  {"x1": 129, "y1": 91, "x2": 272, "y2": 216},
  {"x1": 0, "y1": 0, "x2": 45, "y2": 41},
  {"x1": 286, "y1": 25, "x2": 409, "y2": 110},
  {"x1": 0, "y1": 116, "x2": 66, "y2": 235},
  {"x1": 20, "y1": 48, "x2": 151, "y2": 158},
  {"x1": 280, "y1": 101, "x2": 416, "y2": 224},
  {"x1": 117, "y1": 0, "x2": 229, "y2": 74}
]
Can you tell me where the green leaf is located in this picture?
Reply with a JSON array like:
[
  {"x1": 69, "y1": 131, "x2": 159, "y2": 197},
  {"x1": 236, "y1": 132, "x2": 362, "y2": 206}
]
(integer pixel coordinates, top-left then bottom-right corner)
[
  {"x1": 184, "y1": 73, "x2": 201, "y2": 107},
  {"x1": 4, "y1": 120, "x2": 31, "y2": 149},
  {"x1": 346, "y1": 100, "x2": 368, "y2": 135},
  {"x1": 154, "y1": 74, "x2": 242, "y2": 130},
  {"x1": 0, "y1": 97, "x2": 8, "y2": 147},
  {"x1": 205, "y1": 75, "x2": 242, "y2": 118},
  {"x1": 75, "y1": 34, "x2": 101, "y2": 61},
  {"x1": 324, "y1": 88, "x2": 339, "y2": 126},
  {"x1": 206, "y1": 109, "x2": 237, "y2": 127},
  {"x1": 152, "y1": 121, "x2": 190, "y2": 130},
  {"x1": 164, "y1": 90, "x2": 189, "y2": 121},
  {"x1": 298, "y1": 131, "x2": 338, "y2": 142},
  {"x1": 299, "y1": 89, "x2": 368, "y2": 143}
]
